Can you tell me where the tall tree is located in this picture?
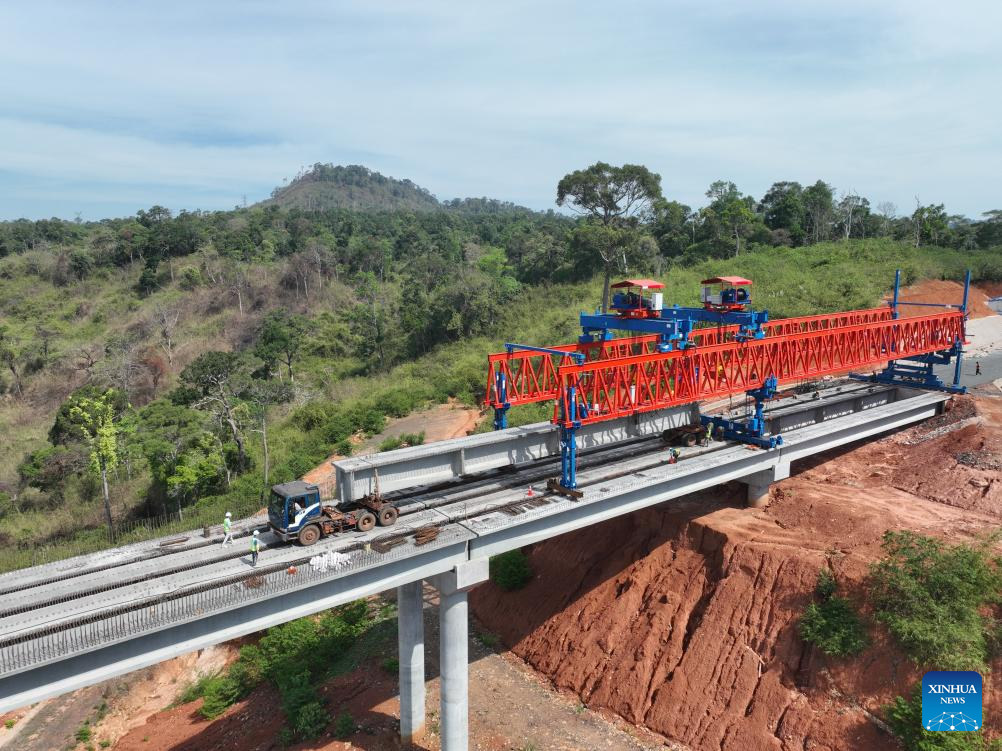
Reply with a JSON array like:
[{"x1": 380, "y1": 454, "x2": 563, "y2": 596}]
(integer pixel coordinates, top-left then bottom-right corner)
[
  {"x1": 836, "y1": 193, "x2": 868, "y2": 240},
  {"x1": 556, "y1": 162, "x2": 663, "y2": 312},
  {"x1": 911, "y1": 203, "x2": 949, "y2": 247},
  {"x1": 68, "y1": 390, "x2": 121, "y2": 538},
  {"x1": 254, "y1": 310, "x2": 310, "y2": 382},
  {"x1": 180, "y1": 352, "x2": 251, "y2": 470},
  {"x1": 802, "y1": 181, "x2": 835, "y2": 244},
  {"x1": 0, "y1": 326, "x2": 24, "y2": 397},
  {"x1": 759, "y1": 182, "x2": 805, "y2": 244},
  {"x1": 651, "y1": 199, "x2": 695, "y2": 258}
]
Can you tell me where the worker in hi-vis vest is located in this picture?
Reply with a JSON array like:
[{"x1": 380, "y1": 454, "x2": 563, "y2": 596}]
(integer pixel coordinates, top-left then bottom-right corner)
[
  {"x1": 705, "y1": 422, "x2": 713, "y2": 446},
  {"x1": 250, "y1": 530, "x2": 260, "y2": 566},
  {"x1": 222, "y1": 512, "x2": 233, "y2": 546}
]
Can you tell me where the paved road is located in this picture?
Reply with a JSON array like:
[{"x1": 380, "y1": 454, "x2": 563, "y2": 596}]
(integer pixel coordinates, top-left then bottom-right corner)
[{"x1": 934, "y1": 350, "x2": 1002, "y2": 391}]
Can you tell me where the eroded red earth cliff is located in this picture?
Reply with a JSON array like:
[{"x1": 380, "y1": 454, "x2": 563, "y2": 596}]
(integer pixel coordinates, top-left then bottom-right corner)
[{"x1": 472, "y1": 393, "x2": 1002, "y2": 750}]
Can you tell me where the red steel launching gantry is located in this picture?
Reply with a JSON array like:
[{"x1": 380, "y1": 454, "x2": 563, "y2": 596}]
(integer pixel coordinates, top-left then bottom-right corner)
[{"x1": 485, "y1": 270, "x2": 970, "y2": 491}]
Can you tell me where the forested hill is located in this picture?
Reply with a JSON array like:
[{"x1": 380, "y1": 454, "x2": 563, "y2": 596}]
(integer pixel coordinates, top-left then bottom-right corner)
[
  {"x1": 264, "y1": 164, "x2": 442, "y2": 212},
  {"x1": 263, "y1": 163, "x2": 539, "y2": 215}
]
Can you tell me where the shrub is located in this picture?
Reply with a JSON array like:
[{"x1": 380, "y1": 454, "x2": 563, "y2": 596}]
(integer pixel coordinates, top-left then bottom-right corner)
[
  {"x1": 869, "y1": 531, "x2": 1002, "y2": 671},
  {"x1": 378, "y1": 432, "x2": 425, "y2": 452},
  {"x1": 382, "y1": 657, "x2": 399, "y2": 673},
  {"x1": 69, "y1": 250, "x2": 94, "y2": 280},
  {"x1": 798, "y1": 570, "x2": 868, "y2": 657},
  {"x1": 814, "y1": 569, "x2": 837, "y2": 600},
  {"x1": 797, "y1": 568, "x2": 869, "y2": 656},
  {"x1": 199, "y1": 675, "x2": 242, "y2": 719},
  {"x1": 176, "y1": 671, "x2": 221, "y2": 705},
  {"x1": 799, "y1": 599, "x2": 868, "y2": 657},
  {"x1": 294, "y1": 701, "x2": 331, "y2": 740},
  {"x1": 293, "y1": 402, "x2": 332, "y2": 431},
  {"x1": 179, "y1": 266, "x2": 202, "y2": 289},
  {"x1": 490, "y1": 550, "x2": 533, "y2": 591},
  {"x1": 885, "y1": 685, "x2": 1002, "y2": 751},
  {"x1": 276, "y1": 726, "x2": 295, "y2": 746},
  {"x1": 229, "y1": 644, "x2": 265, "y2": 693},
  {"x1": 333, "y1": 710, "x2": 354, "y2": 740},
  {"x1": 75, "y1": 724, "x2": 92, "y2": 742}
]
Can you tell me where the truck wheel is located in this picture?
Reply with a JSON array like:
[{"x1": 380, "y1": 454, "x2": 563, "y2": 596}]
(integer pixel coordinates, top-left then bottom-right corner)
[
  {"x1": 357, "y1": 512, "x2": 376, "y2": 532},
  {"x1": 684, "y1": 432, "x2": 697, "y2": 447},
  {"x1": 660, "y1": 429, "x2": 673, "y2": 443},
  {"x1": 299, "y1": 524, "x2": 321, "y2": 546},
  {"x1": 378, "y1": 506, "x2": 399, "y2": 527}
]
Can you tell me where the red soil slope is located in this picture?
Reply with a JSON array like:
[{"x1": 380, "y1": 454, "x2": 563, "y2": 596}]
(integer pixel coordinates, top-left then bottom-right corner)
[
  {"x1": 472, "y1": 394, "x2": 1002, "y2": 751},
  {"x1": 894, "y1": 279, "x2": 995, "y2": 319}
]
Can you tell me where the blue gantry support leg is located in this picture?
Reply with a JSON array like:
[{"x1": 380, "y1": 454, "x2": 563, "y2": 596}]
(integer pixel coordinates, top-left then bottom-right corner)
[
  {"x1": 560, "y1": 424, "x2": 578, "y2": 489},
  {"x1": 557, "y1": 385, "x2": 583, "y2": 489},
  {"x1": 951, "y1": 269, "x2": 971, "y2": 390},
  {"x1": 699, "y1": 375, "x2": 783, "y2": 449},
  {"x1": 492, "y1": 372, "x2": 510, "y2": 430},
  {"x1": 851, "y1": 269, "x2": 969, "y2": 395}
]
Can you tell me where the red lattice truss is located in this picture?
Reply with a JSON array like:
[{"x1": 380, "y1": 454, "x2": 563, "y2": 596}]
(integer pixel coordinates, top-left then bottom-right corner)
[{"x1": 484, "y1": 307, "x2": 966, "y2": 428}]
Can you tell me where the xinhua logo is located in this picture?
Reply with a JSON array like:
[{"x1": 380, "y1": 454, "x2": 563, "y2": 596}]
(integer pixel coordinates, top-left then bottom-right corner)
[{"x1": 922, "y1": 671, "x2": 983, "y2": 731}]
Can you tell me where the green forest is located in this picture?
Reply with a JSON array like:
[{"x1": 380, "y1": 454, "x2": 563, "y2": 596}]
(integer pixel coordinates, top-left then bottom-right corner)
[{"x1": 0, "y1": 161, "x2": 999, "y2": 568}]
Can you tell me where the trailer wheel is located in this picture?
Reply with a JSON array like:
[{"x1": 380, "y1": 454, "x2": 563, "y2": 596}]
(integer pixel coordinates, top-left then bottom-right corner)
[
  {"x1": 357, "y1": 512, "x2": 377, "y2": 532},
  {"x1": 378, "y1": 506, "x2": 399, "y2": 527},
  {"x1": 299, "y1": 524, "x2": 321, "y2": 546},
  {"x1": 683, "y1": 432, "x2": 698, "y2": 447},
  {"x1": 660, "y1": 429, "x2": 673, "y2": 443}
]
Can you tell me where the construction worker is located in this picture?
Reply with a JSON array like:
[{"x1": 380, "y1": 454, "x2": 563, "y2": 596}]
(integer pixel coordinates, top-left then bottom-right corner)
[
  {"x1": 668, "y1": 447, "x2": 680, "y2": 464},
  {"x1": 704, "y1": 422, "x2": 713, "y2": 446},
  {"x1": 221, "y1": 512, "x2": 233, "y2": 546},
  {"x1": 250, "y1": 530, "x2": 260, "y2": 566},
  {"x1": 976, "y1": 361, "x2": 982, "y2": 376}
]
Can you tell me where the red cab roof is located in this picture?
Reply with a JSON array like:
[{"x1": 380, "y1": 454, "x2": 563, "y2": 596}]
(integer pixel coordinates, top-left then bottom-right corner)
[
  {"x1": 700, "y1": 276, "x2": 752, "y2": 286},
  {"x1": 611, "y1": 278, "x2": 665, "y2": 290}
]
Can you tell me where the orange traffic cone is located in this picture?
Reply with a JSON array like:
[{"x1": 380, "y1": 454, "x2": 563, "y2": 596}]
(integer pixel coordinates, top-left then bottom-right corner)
[{"x1": 526, "y1": 485, "x2": 534, "y2": 498}]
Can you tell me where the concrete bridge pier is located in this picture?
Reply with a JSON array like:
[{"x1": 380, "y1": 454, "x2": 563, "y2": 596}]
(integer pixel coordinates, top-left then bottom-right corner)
[
  {"x1": 433, "y1": 560, "x2": 490, "y2": 751},
  {"x1": 397, "y1": 580, "x2": 426, "y2": 745},
  {"x1": 742, "y1": 460, "x2": 790, "y2": 508}
]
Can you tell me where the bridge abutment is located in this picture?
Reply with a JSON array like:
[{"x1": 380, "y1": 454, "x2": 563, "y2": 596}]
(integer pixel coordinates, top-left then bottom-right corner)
[{"x1": 742, "y1": 460, "x2": 790, "y2": 508}]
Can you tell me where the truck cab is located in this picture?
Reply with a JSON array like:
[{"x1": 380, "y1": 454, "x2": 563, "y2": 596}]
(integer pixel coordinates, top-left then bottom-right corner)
[
  {"x1": 268, "y1": 480, "x2": 324, "y2": 543},
  {"x1": 268, "y1": 479, "x2": 399, "y2": 546}
]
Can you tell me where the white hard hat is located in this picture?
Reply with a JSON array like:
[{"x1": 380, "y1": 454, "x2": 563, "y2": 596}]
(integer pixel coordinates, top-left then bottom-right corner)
[
  {"x1": 225, "y1": 512, "x2": 232, "y2": 517},
  {"x1": 253, "y1": 530, "x2": 259, "y2": 536}
]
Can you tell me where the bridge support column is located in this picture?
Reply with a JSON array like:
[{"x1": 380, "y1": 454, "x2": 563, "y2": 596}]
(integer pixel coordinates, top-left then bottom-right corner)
[
  {"x1": 433, "y1": 560, "x2": 490, "y2": 751},
  {"x1": 742, "y1": 461, "x2": 790, "y2": 509},
  {"x1": 397, "y1": 580, "x2": 425, "y2": 746}
]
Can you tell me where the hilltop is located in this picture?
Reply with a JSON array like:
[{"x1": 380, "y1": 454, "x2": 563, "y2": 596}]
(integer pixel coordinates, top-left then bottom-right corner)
[
  {"x1": 261, "y1": 163, "x2": 539, "y2": 215},
  {"x1": 263, "y1": 164, "x2": 442, "y2": 212}
]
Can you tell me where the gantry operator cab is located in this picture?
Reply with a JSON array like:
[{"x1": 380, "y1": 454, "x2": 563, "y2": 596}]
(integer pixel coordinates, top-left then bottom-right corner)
[
  {"x1": 268, "y1": 480, "x2": 399, "y2": 546},
  {"x1": 700, "y1": 276, "x2": 752, "y2": 312},
  {"x1": 610, "y1": 279, "x2": 665, "y2": 319}
]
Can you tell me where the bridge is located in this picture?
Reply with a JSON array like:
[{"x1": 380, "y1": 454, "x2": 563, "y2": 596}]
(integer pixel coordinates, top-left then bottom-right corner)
[{"x1": 0, "y1": 382, "x2": 949, "y2": 750}]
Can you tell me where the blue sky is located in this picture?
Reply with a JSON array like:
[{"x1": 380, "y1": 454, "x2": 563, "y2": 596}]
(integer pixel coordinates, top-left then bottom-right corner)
[{"x1": 1, "y1": 0, "x2": 999, "y2": 220}]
